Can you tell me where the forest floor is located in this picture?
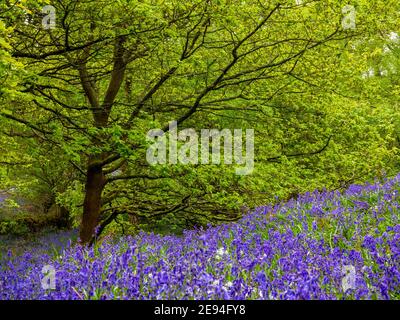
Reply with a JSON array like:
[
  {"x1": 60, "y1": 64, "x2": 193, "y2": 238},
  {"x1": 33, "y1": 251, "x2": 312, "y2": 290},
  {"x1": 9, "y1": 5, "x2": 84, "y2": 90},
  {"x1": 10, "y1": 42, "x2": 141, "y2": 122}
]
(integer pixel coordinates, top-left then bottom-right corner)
[{"x1": 1, "y1": 175, "x2": 400, "y2": 299}]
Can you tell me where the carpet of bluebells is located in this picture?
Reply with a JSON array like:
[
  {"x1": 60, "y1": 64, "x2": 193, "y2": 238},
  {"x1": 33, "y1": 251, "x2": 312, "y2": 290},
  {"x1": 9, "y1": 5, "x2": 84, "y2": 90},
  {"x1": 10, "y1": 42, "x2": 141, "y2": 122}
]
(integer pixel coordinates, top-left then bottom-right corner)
[{"x1": 1, "y1": 175, "x2": 400, "y2": 300}]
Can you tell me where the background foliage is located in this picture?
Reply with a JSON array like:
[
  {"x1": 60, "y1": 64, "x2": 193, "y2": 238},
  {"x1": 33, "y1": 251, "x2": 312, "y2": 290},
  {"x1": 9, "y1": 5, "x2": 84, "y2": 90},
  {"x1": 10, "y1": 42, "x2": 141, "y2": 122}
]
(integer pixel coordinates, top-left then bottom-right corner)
[{"x1": 0, "y1": 0, "x2": 399, "y2": 237}]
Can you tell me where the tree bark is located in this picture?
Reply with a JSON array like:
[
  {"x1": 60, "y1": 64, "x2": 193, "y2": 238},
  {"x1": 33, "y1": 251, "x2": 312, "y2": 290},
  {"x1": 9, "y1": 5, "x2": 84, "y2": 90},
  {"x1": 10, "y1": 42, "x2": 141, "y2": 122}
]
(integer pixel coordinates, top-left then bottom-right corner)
[
  {"x1": 78, "y1": 37, "x2": 128, "y2": 244},
  {"x1": 79, "y1": 157, "x2": 105, "y2": 244}
]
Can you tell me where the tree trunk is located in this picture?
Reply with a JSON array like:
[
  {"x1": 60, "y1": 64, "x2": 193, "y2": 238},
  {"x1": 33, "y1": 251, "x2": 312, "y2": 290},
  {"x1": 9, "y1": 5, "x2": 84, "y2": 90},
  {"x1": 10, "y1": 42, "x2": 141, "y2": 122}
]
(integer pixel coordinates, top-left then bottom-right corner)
[{"x1": 79, "y1": 159, "x2": 105, "y2": 244}]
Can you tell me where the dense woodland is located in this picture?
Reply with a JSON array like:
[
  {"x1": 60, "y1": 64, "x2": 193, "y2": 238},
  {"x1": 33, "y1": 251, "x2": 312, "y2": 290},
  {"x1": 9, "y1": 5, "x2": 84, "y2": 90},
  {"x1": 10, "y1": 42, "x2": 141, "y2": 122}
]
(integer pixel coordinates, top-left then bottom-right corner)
[{"x1": 0, "y1": 0, "x2": 399, "y2": 244}]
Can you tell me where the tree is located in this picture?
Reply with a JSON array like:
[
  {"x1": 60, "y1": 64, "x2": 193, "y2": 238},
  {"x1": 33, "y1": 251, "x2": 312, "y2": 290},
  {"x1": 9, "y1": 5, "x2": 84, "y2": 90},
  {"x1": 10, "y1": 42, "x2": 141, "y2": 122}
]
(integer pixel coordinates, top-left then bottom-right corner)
[{"x1": 1, "y1": 0, "x2": 399, "y2": 244}]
